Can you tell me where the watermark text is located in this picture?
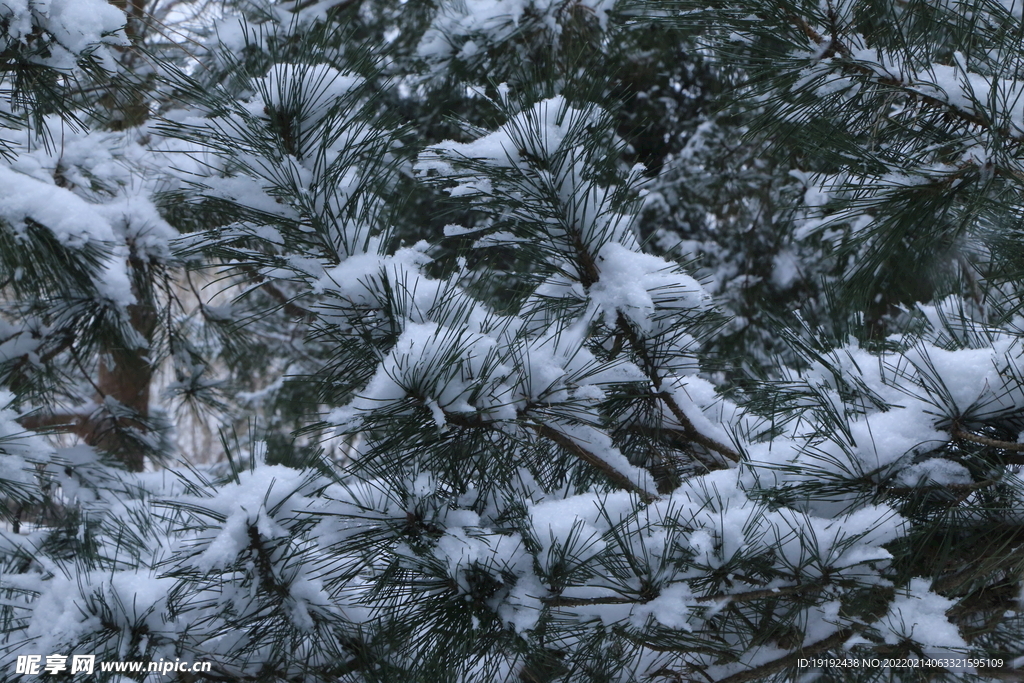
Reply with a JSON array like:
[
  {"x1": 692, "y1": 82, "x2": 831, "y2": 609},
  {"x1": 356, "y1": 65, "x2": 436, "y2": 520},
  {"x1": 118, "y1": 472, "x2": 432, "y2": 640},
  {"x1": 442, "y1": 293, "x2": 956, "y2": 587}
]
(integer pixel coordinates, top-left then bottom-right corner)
[{"x1": 15, "y1": 655, "x2": 212, "y2": 676}]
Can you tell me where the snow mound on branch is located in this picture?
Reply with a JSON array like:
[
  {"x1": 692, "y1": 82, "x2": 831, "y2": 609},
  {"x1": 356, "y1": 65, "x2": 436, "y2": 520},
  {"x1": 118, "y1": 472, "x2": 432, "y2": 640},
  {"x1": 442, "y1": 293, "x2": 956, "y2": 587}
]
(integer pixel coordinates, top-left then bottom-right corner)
[
  {"x1": 331, "y1": 320, "x2": 519, "y2": 428},
  {"x1": 0, "y1": 167, "x2": 115, "y2": 247},
  {"x1": 418, "y1": 96, "x2": 650, "y2": 257},
  {"x1": 316, "y1": 241, "x2": 433, "y2": 307},
  {"x1": 419, "y1": 95, "x2": 595, "y2": 173},
  {"x1": 35, "y1": 0, "x2": 128, "y2": 53},
  {"x1": 6, "y1": 119, "x2": 135, "y2": 192},
  {"x1": 20, "y1": 571, "x2": 175, "y2": 659},
  {"x1": 589, "y1": 241, "x2": 708, "y2": 330},
  {"x1": 0, "y1": 165, "x2": 135, "y2": 306},
  {"x1": 98, "y1": 194, "x2": 179, "y2": 262},
  {"x1": 0, "y1": 391, "x2": 50, "y2": 489},
  {"x1": 174, "y1": 464, "x2": 314, "y2": 571},
  {"x1": 867, "y1": 52, "x2": 1024, "y2": 136},
  {"x1": 896, "y1": 458, "x2": 973, "y2": 487},
  {"x1": 250, "y1": 63, "x2": 363, "y2": 128},
  {"x1": 847, "y1": 404, "x2": 946, "y2": 471},
  {"x1": 0, "y1": 0, "x2": 128, "y2": 70},
  {"x1": 745, "y1": 331, "x2": 1024, "y2": 502},
  {"x1": 525, "y1": 474, "x2": 901, "y2": 636},
  {"x1": 875, "y1": 578, "x2": 968, "y2": 650},
  {"x1": 417, "y1": 0, "x2": 616, "y2": 64},
  {"x1": 630, "y1": 583, "x2": 694, "y2": 629}
]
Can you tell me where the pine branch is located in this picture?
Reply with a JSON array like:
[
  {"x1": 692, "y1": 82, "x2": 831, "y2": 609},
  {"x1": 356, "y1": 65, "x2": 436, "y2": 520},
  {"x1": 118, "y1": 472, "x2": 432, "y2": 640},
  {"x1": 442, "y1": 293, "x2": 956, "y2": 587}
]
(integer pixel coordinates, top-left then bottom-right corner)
[
  {"x1": 569, "y1": 221, "x2": 740, "y2": 470},
  {"x1": 931, "y1": 537, "x2": 1024, "y2": 594},
  {"x1": 546, "y1": 581, "x2": 825, "y2": 608},
  {"x1": 532, "y1": 422, "x2": 659, "y2": 503},
  {"x1": 235, "y1": 265, "x2": 312, "y2": 319},
  {"x1": 622, "y1": 423, "x2": 729, "y2": 472},
  {"x1": 439, "y1": 403, "x2": 658, "y2": 501},
  {"x1": 616, "y1": 313, "x2": 741, "y2": 464},
  {"x1": 713, "y1": 627, "x2": 856, "y2": 683},
  {"x1": 783, "y1": 9, "x2": 1024, "y2": 144},
  {"x1": 564, "y1": 204, "x2": 735, "y2": 462},
  {"x1": 951, "y1": 427, "x2": 1024, "y2": 453}
]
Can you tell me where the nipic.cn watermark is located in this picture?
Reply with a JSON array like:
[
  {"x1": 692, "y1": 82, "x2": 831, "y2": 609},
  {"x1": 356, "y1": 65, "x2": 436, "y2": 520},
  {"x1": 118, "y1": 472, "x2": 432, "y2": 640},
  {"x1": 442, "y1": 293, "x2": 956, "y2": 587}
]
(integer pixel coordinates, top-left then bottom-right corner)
[{"x1": 14, "y1": 655, "x2": 212, "y2": 676}]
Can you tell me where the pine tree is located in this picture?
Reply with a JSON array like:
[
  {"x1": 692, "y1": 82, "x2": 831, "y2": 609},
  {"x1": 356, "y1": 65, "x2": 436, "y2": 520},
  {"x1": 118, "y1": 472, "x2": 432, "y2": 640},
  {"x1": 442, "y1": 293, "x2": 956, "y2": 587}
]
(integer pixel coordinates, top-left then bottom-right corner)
[
  {"x1": 3, "y1": 1, "x2": 1024, "y2": 682},
  {"x1": 0, "y1": 0, "x2": 196, "y2": 481}
]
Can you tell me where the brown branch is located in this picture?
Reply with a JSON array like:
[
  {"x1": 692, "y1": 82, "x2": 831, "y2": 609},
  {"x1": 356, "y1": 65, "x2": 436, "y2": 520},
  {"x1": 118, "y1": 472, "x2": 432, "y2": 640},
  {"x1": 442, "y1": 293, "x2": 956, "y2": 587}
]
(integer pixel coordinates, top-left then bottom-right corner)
[
  {"x1": 234, "y1": 265, "x2": 311, "y2": 320},
  {"x1": 616, "y1": 313, "x2": 740, "y2": 464},
  {"x1": 16, "y1": 410, "x2": 87, "y2": 434},
  {"x1": 785, "y1": 13, "x2": 1024, "y2": 144},
  {"x1": 255, "y1": 279, "x2": 311, "y2": 320},
  {"x1": 547, "y1": 582, "x2": 824, "y2": 608},
  {"x1": 547, "y1": 595, "x2": 637, "y2": 607},
  {"x1": 531, "y1": 423, "x2": 657, "y2": 503},
  {"x1": 951, "y1": 428, "x2": 1024, "y2": 453},
  {"x1": 932, "y1": 541, "x2": 1024, "y2": 595},
  {"x1": 714, "y1": 628, "x2": 856, "y2": 683},
  {"x1": 622, "y1": 424, "x2": 729, "y2": 473},
  {"x1": 881, "y1": 478, "x2": 999, "y2": 501},
  {"x1": 698, "y1": 583, "x2": 824, "y2": 604},
  {"x1": 433, "y1": 402, "x2": 658, "y2": 502},
  {"x1": 788, "y1": 13, "x2": 843, "y2": 59}
]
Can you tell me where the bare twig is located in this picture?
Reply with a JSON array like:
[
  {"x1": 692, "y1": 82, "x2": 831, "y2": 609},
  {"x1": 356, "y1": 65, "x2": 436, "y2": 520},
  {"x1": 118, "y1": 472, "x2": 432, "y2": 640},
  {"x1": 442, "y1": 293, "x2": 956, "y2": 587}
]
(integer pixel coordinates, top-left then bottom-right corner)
[{"x1": 16, "y1": 410, "x2": 86, "y2": 433}]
